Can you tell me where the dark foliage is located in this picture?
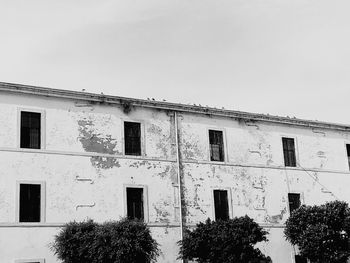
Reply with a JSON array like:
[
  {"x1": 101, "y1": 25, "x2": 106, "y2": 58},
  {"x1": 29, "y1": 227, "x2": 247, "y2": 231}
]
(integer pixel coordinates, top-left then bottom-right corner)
[
  {"x1": 284, "y1": 201, "x2": 350, "y2": 263},
  {"x1": 51, "y1": 218, "x2": 159, "y2": 263},
  {"x1": 178, "y1": 216, "x2": 271, "y2": 263}
]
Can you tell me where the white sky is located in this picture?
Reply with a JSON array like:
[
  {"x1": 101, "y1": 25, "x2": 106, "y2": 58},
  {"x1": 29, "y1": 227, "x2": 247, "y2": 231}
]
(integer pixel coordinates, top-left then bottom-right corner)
[{"x1": 1, "y1": 0, "x2": 350, "y2": 124}]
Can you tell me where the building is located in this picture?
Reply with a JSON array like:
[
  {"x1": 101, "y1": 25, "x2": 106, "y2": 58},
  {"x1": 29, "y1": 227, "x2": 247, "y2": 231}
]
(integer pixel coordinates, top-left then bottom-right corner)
[{"x1": 1, "y1": 82, "x2": 350, "y2": 263}]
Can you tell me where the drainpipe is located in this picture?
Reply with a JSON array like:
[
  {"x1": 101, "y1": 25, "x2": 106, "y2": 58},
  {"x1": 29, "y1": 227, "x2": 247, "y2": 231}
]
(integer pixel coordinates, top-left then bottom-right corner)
[{"x1": 174, "y1": 111, "x2": 184, "y2": 262}]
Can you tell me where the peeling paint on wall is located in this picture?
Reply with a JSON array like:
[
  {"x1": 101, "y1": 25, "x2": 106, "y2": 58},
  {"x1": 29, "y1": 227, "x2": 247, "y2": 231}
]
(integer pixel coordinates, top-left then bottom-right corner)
[
  {"x1": 77, "y1": 118, "x2": 121, "y2": 169},
  {"x1": 91, "y1": 156, "x2": 121, "y2": 170},
  {"x1": 153, "y1": 202, "x2": 171, "y2": 223},
  {"x1": 129, "y1": 160, "x2": 158, "y2": 169},
  {"x1": 265, "y1": 207, "x2": 287, "y2": 224},
  {"x1": 158, "y1": 166, "x2": 171, "y2": 179},
  {"x1": 148, "y1": 123, "x2": 171, "y2": 159},
  {"x1": 169, "y1": 166, "x2": 178, "y2": 184},
  {"x1": 78, "y1": 119, "x2": 118, "y2": 155}
]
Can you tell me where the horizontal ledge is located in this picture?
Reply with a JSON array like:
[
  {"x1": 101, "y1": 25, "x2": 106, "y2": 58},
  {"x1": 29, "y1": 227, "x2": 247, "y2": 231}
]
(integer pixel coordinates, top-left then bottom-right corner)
[
  {"x1": 182, "y1": 160, "x2": 350, "y2": 175},
  {"x1": 0, "y1": 222, "x2": 181, "y2": 228},
  {"x1": 0, "y1": 222, "x2": 285, "y2": 228},
  {"x1": 0, "y1": 147, "x2": 176, "y2": 163},
  {"x1": 0, "y1": 148, "x2": 348, "y2": 175}
]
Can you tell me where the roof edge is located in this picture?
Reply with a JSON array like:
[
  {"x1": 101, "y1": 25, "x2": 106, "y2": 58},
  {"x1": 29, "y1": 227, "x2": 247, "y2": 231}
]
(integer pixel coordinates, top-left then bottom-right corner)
[{"x1": 0, "y1": 81, "x2": 349, "y2": 131}]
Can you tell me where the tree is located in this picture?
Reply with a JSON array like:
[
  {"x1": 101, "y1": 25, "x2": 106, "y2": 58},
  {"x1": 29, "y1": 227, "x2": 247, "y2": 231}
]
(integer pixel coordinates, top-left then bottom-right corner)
[
  {"x1": 284, "y1": 200, "x2": 350, "y2": 263},
  {"x1": 178, "y1": 216, "x2": 271, "y2": 263},
  {"x1": 51, "y1": 218, "x2": 159, "y2": 263}
]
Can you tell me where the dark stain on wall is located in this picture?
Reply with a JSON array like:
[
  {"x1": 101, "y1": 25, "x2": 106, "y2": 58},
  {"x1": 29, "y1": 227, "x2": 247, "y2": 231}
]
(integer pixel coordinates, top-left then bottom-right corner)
[
  {"x1": 120, "y1": 100, "x2": 133, "y2": 114},
  {"x1": 265, "y1": 207, "x2": 287, "y2": 223},
  {"x1": 78, "y1": 119, "x2": 118, "y2": 154},
  {"x1": 78, "y1": 119, "x2": 120, "y2": 169},
  {"x1": 193, "y1": 184, "x2": 206, "y2": 215},
  {"x1": 91, "y1": 156, "x2": 121, "y2": 169},
  {"x1": 180, "y1": 171, "x2": 190, "y2": 223}
]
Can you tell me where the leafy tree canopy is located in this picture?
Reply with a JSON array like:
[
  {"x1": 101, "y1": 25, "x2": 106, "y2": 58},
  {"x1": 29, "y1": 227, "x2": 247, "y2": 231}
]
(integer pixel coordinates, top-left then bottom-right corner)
[
  {"x1": 178, "y1": 215, "x2": 271, "y2": 263},
  {"x1": 51, "y1": 218, "x2": 159, "y2": 263},
  {"x1": 284, "y1": 200, "x2": 350, "y2": 263}
]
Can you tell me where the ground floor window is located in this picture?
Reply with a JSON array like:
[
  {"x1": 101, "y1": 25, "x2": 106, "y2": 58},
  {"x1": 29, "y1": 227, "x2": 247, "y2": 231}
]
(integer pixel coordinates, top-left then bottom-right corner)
[
  {"x1": 213, "y1": 189, "x2": 229, "y2": 221},
  {"x1": 17, "y1": 181, "x2": 45, "y2": 223}
]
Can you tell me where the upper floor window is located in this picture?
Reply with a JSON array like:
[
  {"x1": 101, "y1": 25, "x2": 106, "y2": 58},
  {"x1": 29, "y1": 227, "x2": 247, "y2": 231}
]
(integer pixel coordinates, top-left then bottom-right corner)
[
  {"x1": 288, "y1": 193, "x2": 301, "y2": 214},
  {"x1": 20, "y1": 111, "x2": 41, "y2": 149},
  {"x1": 346, "y1": 144, "x2": 350, "y2": 170},
  {"x1": 213, "y1": 189, "x2": 229, "y2": 221},
  {"x1": 209, "y1": 130, "x2": 224, "y2": 162},
  {"x1": 282, "y1": 137, "x2": 296, "y2": 167},
  {"x1": 124, "y1": 121, "x2": 141, "y2": 156}
]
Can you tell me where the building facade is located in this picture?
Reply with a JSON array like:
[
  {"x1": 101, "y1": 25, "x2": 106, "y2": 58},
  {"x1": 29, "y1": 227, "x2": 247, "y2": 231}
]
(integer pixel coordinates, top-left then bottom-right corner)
[{"x1": 1, "y1": 82, "x2": 350, "y2": 263}]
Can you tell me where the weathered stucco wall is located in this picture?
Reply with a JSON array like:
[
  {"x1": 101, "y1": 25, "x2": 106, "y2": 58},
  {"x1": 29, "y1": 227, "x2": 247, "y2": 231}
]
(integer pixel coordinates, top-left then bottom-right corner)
[
  {"x1": 0, "y1": 93, "x2": 180, "y2": 262},
  {"x1": 0, "y1": 91, "x2": 350, "y2": 262},
  {"x1": 179, "y1": 113, "x2": 350, "y2": 262}
]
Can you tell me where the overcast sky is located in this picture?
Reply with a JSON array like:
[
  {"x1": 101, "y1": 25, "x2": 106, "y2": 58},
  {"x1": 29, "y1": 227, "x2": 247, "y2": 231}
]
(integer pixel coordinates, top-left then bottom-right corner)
[{"x1": 1, "y1": 0, "x2": 350, "y2": 124}]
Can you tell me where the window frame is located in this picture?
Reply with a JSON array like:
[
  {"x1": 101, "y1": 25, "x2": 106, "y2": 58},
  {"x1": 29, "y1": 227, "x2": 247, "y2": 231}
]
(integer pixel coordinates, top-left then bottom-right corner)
[
  {"x1": 287, "y1": 192, "x2": 304, "y2": 215},
  {"x1": 16, "y1": 181, "x2": 46, "y2": 223},
  {"x1": 207, "y1": 128, "x2": 227, "y2": 163},
  {"x1": 123, "y1": 184, "x2": 149, "y2": 222},
  {"x1": 344, "y1": 142, "x2": 350, "y2": 171},
  {"x1": 15, "y1": 259, "x2": 45, "y2": 263},
  {"x1": 17, "y1": 108, "x2": 46, "y2": 150},
  {"x1": 122, "y1": 120, "x2": 145, "y2": 157},
  {"x1": 211, "y1": 187, "x2": 233, "y2": 220},
  {"x1": 281, "y1": 136, "x2": 298, "y2": 167}
]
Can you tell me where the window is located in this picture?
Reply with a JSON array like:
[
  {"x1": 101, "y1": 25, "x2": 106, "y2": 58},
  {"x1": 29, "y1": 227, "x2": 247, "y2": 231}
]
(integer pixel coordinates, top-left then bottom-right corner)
[
  {"x1": 295, "y1": 255, "x2": 308, "y2": 263},
  {"x1": 20, "y1": 111, "x2": 41, "y2": 149},
  {"x1": 126, "y1": 187, "x2": 144, "y2": 220},
  {"x1": 213, "y1": 190, "x2": 229, "y2": 221},
  {"x1": 282, "y1": 137, "x2": 296, "y2": 167},
  {"x1": 17, "y1": 182, "x2": 45, "y2": 223},
  {"x1": 346, "y1": 144, "x2": 350, "y2": 170},
  {"x1": 288, "y1": 193, "x2": 301, "y2": 214},
  {"x1": 124, "y1": 122, "x2": 141, "y2": 156},
  {"x1": 209, "y1": 130, "x2": 224, "y2": 162}
]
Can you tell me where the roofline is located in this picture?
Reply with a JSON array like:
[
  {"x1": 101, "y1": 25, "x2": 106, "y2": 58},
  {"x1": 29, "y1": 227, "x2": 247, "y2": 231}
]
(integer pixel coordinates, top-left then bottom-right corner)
[{"x1": 0, "y1": 81, "x2": 349, "y2": 132}]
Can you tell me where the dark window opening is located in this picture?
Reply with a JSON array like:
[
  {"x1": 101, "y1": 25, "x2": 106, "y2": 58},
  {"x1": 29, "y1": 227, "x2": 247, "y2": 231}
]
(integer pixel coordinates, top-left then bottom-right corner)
[
  {"x1": 214, "y1": 190, "x2": 229, "y2": 221},
  {"x1": 19, "y1": 184, "x2": 41, "y2": 222},
  {"x1": 124, "y1": 122, "x2": 141, "y2": 156},
  {"x1": 288, "y1": 193, "x2": 301, "y2": 214},
  {"x1": 209, "y1": 130, "x2": 224, "y2": 162},
  {"x1": 346, "y1": 144, "x2": 350, "y2": 170},
  {"x1": 20, "y1": 111, "x2": 41, "y2": 149},
  {"x1": 127, "y1": 187, "x2": 144, "y2": 220},
  {"x1": 295, "y1": 255, "x2": 308, "y2": 263},
  {"x1": 282, "y1": 137, "x2": 296, "y2": 167}
]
